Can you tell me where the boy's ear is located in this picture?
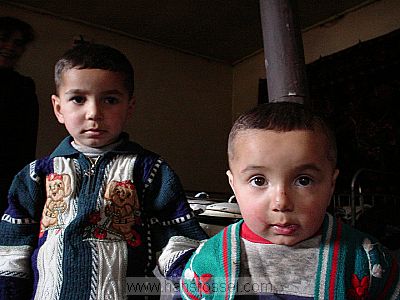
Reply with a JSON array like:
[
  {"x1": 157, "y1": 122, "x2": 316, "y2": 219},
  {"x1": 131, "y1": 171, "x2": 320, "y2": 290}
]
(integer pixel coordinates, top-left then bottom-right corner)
[
  {"x1": 226, "y1": 170, "x2": 235, "y2": 193},
  {"x1": 328, "y1": 169, "x2": 340, "y2": 205},
  {"x1": 127, "y1": 96, "x2": 136, "y2": 117},
  {"x1": 52, "y1": 94, "x2": 65, "y2": 124},
  {"x1": 331, "y1": 169, "x2": 339, "y2": 190}
]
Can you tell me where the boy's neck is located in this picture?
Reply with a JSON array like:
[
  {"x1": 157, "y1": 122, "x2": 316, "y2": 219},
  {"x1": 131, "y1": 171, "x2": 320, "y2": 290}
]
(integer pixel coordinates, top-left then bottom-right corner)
[{"x1": 71, "y1": 139, "x2": 123, "y2": 157}]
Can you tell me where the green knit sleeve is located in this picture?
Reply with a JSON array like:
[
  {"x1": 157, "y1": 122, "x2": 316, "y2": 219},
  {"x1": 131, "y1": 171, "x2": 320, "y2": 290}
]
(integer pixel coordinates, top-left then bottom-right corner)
[{"x1": 180, "y1": 221, "x2": 243, "y2": 300}]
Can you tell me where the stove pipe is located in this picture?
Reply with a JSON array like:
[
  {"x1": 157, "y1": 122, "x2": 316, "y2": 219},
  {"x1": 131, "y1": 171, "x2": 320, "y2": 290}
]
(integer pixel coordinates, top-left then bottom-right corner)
[{"x1": 259, "y1": 0, "x2": 309, "y2": 104}]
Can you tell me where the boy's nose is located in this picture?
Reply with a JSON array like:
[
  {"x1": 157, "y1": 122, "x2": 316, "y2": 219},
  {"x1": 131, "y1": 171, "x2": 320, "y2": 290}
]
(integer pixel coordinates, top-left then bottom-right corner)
[
  {"x1": 86, "y1": 102, "x2": 103, "y2": 120},
  {"x1": 271, "y1": 187, "x2": 294, "y2": 212},
  {"x1": 1, "y1": 38, "x2": 21, "y2": 50},
  {"x1": 1, "y1": 40, "x2": 15, "y2": 51}
]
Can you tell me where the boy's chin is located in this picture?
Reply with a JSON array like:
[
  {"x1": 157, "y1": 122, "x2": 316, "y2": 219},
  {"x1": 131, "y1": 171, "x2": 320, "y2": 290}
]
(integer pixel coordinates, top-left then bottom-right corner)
[
  {"x1": 75, "y1": 138, "x2": 116, "y2": 148},
  {"x1": 267, "y1": 233, "x2": 308, "y2": 246},
  {"x1": 272, "y1": 238, "x2": 302, "y2": 246}
]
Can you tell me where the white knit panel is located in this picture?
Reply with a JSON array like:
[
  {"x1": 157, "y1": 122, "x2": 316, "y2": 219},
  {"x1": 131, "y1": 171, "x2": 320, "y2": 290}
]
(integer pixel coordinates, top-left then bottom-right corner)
[
  {"x1": 0, "y1": 245, "x2": 32, "y2": 278},
  {"x1": 103, "y1": 154, "x2": 136, "y2": 184},
  {"x1": 34, "y1": 230, "x2": 64, "y2": 300},
  {"x1": 34, "y1": 157, "x2": 79, "y2": 300},
  {"x1": 96, "y1": 241, "x2": 128, "y2": 300}
]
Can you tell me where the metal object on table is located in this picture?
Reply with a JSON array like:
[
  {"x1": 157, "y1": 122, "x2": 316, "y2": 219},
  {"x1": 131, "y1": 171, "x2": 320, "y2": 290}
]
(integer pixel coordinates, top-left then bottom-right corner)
[{"x1": 187, "y1": 192, "x2": 242, "y2": 237}]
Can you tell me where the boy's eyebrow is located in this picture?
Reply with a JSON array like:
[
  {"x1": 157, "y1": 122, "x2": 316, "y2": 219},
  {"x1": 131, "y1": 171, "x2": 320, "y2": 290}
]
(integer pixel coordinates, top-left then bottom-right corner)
[
  {"x1": 240, "y1": 163, "x2": 323, "y2": 174},
  {"x1": 292, "y1": 163, "x2": 323, "y2": 173},
  {"x1": 240, "y1": 165, "x2": 266, "y2": 174},
  {"x1": 64, "y1": 89, "x2": 124, "y2": 95},
  {"x1": 64, "y1": 89, "x2": 83, "y2": 95}
]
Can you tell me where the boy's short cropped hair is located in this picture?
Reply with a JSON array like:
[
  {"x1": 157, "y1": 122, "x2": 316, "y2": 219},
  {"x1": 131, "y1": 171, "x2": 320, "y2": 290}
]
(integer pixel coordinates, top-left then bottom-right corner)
[
  {"x1": 0, "y1": 16, "x2": 35, "y2": 45},
  {"x1": 228, "y1": 101, "x2": 337, "y2": 167},
  {"x1": 54, "y1": 43, "x2": 134, "y2": 97}
]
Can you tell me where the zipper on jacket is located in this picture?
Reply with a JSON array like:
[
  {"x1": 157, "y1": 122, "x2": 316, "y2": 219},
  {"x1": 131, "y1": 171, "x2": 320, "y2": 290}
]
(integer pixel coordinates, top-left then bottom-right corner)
[{"x1": 83, "y1": 156, "x2": 101, "y2": 193}]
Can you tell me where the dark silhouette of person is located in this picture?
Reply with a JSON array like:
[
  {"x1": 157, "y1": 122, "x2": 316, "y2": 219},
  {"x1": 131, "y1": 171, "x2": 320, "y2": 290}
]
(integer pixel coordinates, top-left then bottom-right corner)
[{"x1": 0, "y1": 17, "x2": 39, "y2": 215}]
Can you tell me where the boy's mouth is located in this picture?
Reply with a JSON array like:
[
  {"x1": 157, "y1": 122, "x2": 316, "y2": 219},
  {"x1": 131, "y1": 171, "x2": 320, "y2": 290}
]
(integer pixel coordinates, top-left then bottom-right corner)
[
  {"x1": 271, "y1": 223, "x2": 299, "y2": 235},
  {"x1": 83, "y1": 129, "x2": 106, "y2": 136},
  {"x1": 84, "y1": 127, "x2": 103, "y2": 132},
  {"x1": 0, "y1": 51, "x2": 16, "y2": 59}
]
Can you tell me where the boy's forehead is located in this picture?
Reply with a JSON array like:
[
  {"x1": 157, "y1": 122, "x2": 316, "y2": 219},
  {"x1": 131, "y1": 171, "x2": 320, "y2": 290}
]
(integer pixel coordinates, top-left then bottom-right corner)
[
  {"x1": 0, "y1": 30, "x2": 23, "y2": 40},
  {"x1": 229, "y1": 129, "x2": 335, "y2": 175},
  {"x1": 60, "y1": 68, "x2": 125, "y2": 84},
  {"x1": 230, "y1": 128, "x2": 330, "y2": 160},
  {"x1": 62, "y1": 67, "x2": 118, "y2": 75},
  {"x1": 234, "y1": 127, "x2": 326, "y2": 142},
  {"x1": 57, "y1": 68, "x2": 131, "y2": 96}
]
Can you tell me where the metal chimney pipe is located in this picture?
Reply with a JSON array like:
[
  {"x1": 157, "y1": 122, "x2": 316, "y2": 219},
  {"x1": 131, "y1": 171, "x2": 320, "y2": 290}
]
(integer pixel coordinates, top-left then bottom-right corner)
[{"x1": 259, "y1": 0, "x2": 308, "y2": 104}]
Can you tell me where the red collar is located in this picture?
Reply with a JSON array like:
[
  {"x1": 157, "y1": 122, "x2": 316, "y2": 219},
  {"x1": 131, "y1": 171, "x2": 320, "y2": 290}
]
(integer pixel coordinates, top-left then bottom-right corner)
[
  {"x1": 240, "y1": 222, "x2": 322, "y2": 244},
  {"x1": 241, "y1": 222, "x2": 273, "y2": 244}
]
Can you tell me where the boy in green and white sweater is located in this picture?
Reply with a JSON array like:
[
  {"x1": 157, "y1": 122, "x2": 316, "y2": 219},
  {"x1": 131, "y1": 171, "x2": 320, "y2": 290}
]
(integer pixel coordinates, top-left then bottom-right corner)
[{"x1": 161, "y1": 102, "x2": 400, "y2": 299}]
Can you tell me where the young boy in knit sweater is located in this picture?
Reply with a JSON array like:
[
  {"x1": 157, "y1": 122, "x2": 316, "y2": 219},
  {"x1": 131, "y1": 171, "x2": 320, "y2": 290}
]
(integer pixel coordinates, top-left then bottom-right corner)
[
  {"x1": 0, "y1": 43, "x2": 207, "y2": 299},
  {"x1": 175, "y1": 102, "x2": 400, "y2": 299}
]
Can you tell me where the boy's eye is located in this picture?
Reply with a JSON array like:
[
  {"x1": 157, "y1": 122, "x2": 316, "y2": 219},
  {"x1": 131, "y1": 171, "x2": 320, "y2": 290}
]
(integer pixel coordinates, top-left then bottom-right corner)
[
  {"x1": 12, "y1": 39, "x2": 24, "y2": 48},
  {"x1": 250, "y1": 176, "x2": 267, "y2": 187},
  {"x1": 104, "y1": 97, "x2": 119, "y2": 104},
  {"x1": 0, "y1": 33, "x2": 9, "y2": 42},
  {"x1": 295, "y1": 176, "x2": 313, "y2": 187},
  {"x1": 70, "y1": 96, "x2": 85, "y2": 104}
]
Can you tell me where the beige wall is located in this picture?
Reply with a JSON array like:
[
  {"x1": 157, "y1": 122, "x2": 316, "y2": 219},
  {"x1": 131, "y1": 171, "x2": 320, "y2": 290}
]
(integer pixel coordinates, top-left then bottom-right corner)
[
  {"x1": 1, "y1": 3, "x2": 233, "y2": 193},
  {"x1": 3, "y1": 0, "x2": 400, "y2": 194},
  {"x1": 232, "y1": 0, "x2": 400, "y2": 118},
  {"x1": 232, "y1": 54, "x2": 266, "y2": 122}
]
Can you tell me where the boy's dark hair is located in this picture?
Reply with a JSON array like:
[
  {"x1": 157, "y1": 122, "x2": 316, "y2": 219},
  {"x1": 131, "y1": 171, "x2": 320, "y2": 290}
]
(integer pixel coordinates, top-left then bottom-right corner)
[
  {"x1": 228, "y1": 101, "x2": 337, "y2": 166},
  {"x1": 0, "y1": 16, "x2": 35, "y2": 45},
  {"x1": 54, "y1": 43, "x2": 134, "y2": 97}
]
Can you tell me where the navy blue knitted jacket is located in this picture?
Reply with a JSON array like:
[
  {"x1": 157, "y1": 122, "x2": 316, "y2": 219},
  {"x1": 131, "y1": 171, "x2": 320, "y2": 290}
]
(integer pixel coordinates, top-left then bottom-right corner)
[{"x1": 0, "y1": 133, "x2": 207, "y2": 299}]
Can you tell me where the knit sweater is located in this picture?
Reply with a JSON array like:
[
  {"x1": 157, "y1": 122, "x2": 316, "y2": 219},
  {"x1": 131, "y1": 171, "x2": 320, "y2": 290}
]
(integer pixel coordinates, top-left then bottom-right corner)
[
  {"x1": 0, "y1": 133, "x2": 208, "y2": 300},
  {"x1": 237, "y1": 222, "x2": 320, "y2": 298},
  {"x1": 180, "y1": 214, "x2": 400, "y2": 299}
]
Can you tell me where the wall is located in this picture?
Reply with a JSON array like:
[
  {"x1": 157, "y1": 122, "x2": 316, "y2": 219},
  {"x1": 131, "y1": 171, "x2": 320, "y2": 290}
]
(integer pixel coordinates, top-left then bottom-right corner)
[
  {"x1": 232, "y1": 0, "x2": 400, "y2": 118},
  {"x1": 232, "y1": 54, "x2": 266, "y2": 122},
  {"x1": 1, "y1": 3, "x2": 233, "y2": 193},
  {"x1": 4, "y1": 0, "x2": 400, "y2": 194}
]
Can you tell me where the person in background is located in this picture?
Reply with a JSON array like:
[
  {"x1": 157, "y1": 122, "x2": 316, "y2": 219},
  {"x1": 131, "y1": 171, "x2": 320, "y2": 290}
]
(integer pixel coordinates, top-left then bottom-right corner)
[
  {"x1": 0, "y1": 16, "x2": 38, "y2": 215},
  {"x1": 0, "y1": 42, "x2": 207, "y2": 299},
  {"x1": 169, "y1": 102, "x2": 399, "y2": 299}
]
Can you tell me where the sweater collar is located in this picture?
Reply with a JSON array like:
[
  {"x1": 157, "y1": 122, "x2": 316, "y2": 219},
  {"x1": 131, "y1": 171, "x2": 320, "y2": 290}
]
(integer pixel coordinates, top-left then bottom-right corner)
[
  {"x1": 241, "y1": 222, "x2": 274, "y2": 244},
  {"x1": 49, "y1": 132, "x2": 143, "y2": 158},
  {"x1": 241, "y1": 221, "x2": 323, "y2": 244}
]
